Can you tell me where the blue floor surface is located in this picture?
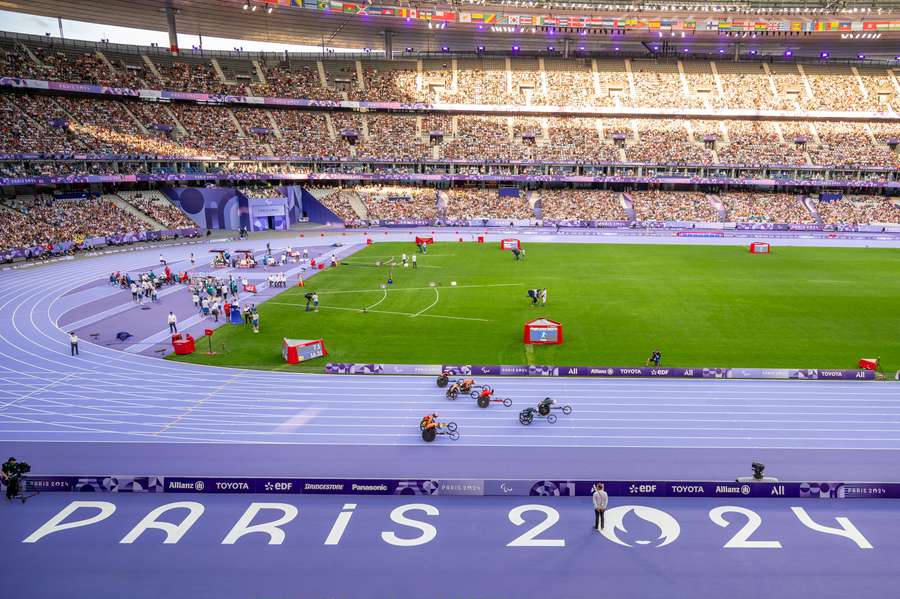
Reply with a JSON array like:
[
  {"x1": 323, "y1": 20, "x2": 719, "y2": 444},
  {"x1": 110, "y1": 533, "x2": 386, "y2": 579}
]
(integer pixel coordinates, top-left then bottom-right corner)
[{"x1": 2, "y1": 493, "x2": 896, "y2": 599}]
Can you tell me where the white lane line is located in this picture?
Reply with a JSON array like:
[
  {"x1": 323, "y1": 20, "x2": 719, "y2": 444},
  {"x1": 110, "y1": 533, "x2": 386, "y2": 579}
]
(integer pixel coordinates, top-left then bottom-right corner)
[
  {"x1": 0, "y1": 373, "x2": 76, "y2": 411},
  {"x1": 412, "y1": 288, "x2": 440, "y2": 318},
  {"x1": 365, "y1": 288, "x2": 389, "y2": 311},
  {"x1": 267, "y1": 302, "x2": 490, "y2": 322}
]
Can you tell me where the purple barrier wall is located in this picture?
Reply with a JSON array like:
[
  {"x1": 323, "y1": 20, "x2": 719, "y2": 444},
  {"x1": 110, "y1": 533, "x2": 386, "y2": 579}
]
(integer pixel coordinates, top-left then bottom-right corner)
[
  {"x1": 325, "y1": 363, "x2": 879, "y2": 380},
  {"x1": 7, "y1": 475, "x2": 898, "y2": 498},
  {"x1": 162, "y1": 187, "x2": 250, "y2": 231}
]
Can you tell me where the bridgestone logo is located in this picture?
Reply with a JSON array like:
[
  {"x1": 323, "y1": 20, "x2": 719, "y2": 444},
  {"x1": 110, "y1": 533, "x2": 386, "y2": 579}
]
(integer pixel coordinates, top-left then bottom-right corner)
[{"x1": 305, "y1": 483, "x2": 344, "y2": 491}]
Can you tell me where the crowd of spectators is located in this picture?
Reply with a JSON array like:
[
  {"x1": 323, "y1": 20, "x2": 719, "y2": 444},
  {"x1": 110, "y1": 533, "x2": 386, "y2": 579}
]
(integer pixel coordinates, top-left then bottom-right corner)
[
  {"x1": 115, "y1": 190, "x2": 195, "y2": 229},
  {"x1": 4, "y1": 43, "x2": 899, "y2": 115},
  {"x1": 445, "y1": 189, "x2": 532, "y2": 220},
  {"x1": 817, "y1": 195, "x2": 900, "y2": 225},
  {"x1": 0, "y1": 195, "x2": 148, "y2": 250},
  {"x1": 539, "y1": 190, "x2": 626, "y2": 220},
  {"x1": 720, "y1": 192, "x2": 813, "y2": 223},
  {"x1": 632, "y1": 190, "x2": 716, "y2": 222},
  {"x1": 353, "y1": 185, "x2": 438, "y2": 220}
]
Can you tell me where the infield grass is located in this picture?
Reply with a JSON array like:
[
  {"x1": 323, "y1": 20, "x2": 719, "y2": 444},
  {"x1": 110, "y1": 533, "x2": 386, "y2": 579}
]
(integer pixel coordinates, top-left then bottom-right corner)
[{"x1": 170, "y1": 241, "x2": 900, "y2": 373}]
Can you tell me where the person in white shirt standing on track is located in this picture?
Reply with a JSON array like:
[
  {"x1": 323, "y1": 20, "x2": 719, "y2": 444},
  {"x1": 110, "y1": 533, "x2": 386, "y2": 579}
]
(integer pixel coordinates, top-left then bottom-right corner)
[{"x1": 593, "y1": 483, "x2": 608, "y2": 531}]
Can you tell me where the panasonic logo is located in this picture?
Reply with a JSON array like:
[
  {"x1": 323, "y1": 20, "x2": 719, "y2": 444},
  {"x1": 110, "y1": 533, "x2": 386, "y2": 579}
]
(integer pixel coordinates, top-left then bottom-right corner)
[{"x1": 351, "y1": 484, "x2": 387, "y2": 492}]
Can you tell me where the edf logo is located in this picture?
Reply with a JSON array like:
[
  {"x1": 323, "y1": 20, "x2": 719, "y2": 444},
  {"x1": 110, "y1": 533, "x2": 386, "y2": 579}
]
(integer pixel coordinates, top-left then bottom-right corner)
[
  {"x1": 628, "y1": 484, "x2": 657, "y2": 494},
  {"x1": 263, "y1": 482, "x2": 293, "y2": 492}
]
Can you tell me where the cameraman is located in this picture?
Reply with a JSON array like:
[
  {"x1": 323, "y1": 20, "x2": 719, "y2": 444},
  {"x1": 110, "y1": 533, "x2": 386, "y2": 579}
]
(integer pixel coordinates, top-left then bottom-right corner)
[{"x1": 2, "y1": 457, "x2": 20, "y2": 500}]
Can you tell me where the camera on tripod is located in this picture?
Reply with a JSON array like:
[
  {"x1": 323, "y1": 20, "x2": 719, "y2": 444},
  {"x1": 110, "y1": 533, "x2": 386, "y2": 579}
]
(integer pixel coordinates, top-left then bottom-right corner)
[{"x1": 7, "y1": 462, "x2": 31, "y2": 478}]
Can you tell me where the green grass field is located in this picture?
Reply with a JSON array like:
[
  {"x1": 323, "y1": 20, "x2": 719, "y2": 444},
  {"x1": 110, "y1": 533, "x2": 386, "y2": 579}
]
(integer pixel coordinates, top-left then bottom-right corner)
[{"x1": 170, "y1": 242, "x2": 900, "y2": 373}]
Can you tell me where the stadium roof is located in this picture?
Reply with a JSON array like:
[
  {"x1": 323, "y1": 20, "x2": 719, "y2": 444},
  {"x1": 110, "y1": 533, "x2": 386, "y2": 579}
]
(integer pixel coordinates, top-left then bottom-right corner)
[{"x1": 4, "y1": 0, "x2": 900, "y2": 57}]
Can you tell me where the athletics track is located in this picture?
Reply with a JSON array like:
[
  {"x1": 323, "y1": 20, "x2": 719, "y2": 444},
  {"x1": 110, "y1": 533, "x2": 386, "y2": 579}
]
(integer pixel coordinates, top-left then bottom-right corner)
[{"x1": 0, "y1": 227, "x2": 898, "y2": 598}]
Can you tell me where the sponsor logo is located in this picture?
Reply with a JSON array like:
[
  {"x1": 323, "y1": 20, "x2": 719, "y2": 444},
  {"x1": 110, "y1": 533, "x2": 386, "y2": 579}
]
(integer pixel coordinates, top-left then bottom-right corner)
[
  {"x1": 650, "y1": 369, "x2": 669, "y2": 376},
  {"x1": 669, "y1": 484, "x2": 705, "y2": 494},
  {"x1": 264, "y1": 481, "x2": 294, "y2": 492},
  {"x1": 715, "y1": 484, "x2": 752, "y2": 495},
  {"x1": 600, "y1": 506, "x2": 681, "y2": 548},
  {"x1": 304, "y1": 483, "x2": 345, "y2": 492},
  {"x1": 628, "y1": 484, "x2": 657, "y2": 494},
  {"x1": 167, "y1": 481, "x2": 197, "y2": 491},
  {"x1": 770, "y1": 485, "x2": 785, "y2": 496},
  {"x1": 196, "y1": 480, "x2": 205, "y2": 491},
  {"x1": 215, "y1": 481, "x2": 249, "y2": 491},
  {"x1": 350, "y1": 483, "x2": 388, "y2": 492},
  {"x1": 620, "y1": 368, "x2": 643, "y2": 375}
]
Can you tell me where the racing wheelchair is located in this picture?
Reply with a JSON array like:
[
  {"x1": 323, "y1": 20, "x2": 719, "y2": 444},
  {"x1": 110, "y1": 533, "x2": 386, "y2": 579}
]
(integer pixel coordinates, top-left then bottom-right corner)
[
  {"x1": 420, "y1": 416, "x2": 459, "y2": 442},
  {"x1": 518, "y1": 398, "x2": 573, "y2": 425}
]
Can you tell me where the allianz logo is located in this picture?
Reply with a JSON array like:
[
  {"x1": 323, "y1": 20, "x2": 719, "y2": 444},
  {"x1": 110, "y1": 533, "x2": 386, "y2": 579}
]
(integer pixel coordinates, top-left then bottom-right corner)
[{"x1": 716, "y1": 485, "x2": 752, "y2": 495}]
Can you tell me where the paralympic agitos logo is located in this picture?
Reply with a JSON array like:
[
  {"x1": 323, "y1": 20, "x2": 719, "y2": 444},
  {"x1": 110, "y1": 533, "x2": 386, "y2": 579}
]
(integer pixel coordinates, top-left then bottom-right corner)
[{"x1": 600, "y1": 506, "x2": 681, "y2": 548}]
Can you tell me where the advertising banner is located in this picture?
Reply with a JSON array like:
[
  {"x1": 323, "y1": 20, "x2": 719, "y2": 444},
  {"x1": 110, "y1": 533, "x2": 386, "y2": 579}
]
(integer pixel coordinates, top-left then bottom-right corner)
[
  {"x1": 8, "y1": 476, "x2": 899, "y2": 498},
  {"x1": 326, "y1": 363, "x2": 874, "y2": 380}
]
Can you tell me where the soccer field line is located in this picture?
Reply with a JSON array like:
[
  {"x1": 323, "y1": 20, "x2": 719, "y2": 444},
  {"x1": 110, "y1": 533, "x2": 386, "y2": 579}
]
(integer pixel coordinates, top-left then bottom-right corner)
[
  {"x1": 266, "y1": 301, "x2": 491, "y2": 322},
  {"x1": 304, "y1": 283, "x2": 521, "y2": 295},
  {"x1": 365, "y1": 289, "x2": 389, "y2": 311},
  {"x1": 412, "y1": 288, "x2": 440, "y2": 318}
]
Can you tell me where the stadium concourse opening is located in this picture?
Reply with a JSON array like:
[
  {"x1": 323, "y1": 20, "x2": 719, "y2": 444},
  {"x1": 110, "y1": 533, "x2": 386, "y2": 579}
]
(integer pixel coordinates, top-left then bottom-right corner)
[{"x1": 1, "y1": 6, "x2": 900, "y2": 597}]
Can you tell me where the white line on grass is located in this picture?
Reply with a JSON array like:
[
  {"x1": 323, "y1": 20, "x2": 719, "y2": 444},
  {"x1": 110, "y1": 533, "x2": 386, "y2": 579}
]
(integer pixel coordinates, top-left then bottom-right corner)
[
  {"x1": 412, "y1": 288, "x2": 439, "y2": 318},
  {"x1": 309, "y1": 283, "x2": 520, "y2": 295},
  {"x1": 267, "y1": 302, "x2": 490, "y2": 322},
  {"x1": 365, "y1": 288, "x2": 389, "y2": 311}
]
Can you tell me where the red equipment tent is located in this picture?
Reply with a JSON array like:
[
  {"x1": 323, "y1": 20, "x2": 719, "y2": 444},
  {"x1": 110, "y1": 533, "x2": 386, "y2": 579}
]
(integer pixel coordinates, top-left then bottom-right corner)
[
  {"x1": 749, "y1": 241, "x2": 771, "y2": 254},
  {"x1": 500, "y1": 238, "x2": 521, "y2": 250},
  {"x1": 415, "y1": 236, "x2": 434, "y2": 245}
]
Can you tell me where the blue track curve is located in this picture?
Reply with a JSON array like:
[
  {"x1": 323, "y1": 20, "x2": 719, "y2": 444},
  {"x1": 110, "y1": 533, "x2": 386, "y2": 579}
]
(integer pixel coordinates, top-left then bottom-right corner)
[{"x1": 0, "y1": 231, "x2": 897, "y2": 481}]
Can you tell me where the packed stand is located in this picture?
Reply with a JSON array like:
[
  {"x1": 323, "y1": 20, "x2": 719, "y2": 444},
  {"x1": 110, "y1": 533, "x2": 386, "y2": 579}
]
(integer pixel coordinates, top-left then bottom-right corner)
[
  {"x1": 444, "y1": 189, "x2": 532, "y2": 220},
  {"x1": 0, "y1": 195, "x2": 149, "y2": 250},
  {"x1": 631, "y1": 191, "x2": 716, "y2": 222},
  {"x1": 115, "y1": 190, "x2": 195, "y2": 228},
  {"x1": 539, "y1": 190, "x2": 627, "y2": 220},
  {"x1": 720, "y1": 192, "x2": 812, "y2": 224},
  {"x1": 353, "y1": 185, "x2": 438, "y2": 220},
  {"x1": 817, "y1": 195, "x2": 900, "y2": 225}
]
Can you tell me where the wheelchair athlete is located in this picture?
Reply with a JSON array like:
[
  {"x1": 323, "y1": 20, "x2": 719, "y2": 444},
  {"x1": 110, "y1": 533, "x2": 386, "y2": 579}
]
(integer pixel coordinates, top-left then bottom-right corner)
[
  {"x1": 420, "y1": 413, "x2": 440, "y2": 430},
  {"x1": 537, "y1": 397, "x2": 555, "y2": 416},
  {"x1": 459, "y1": 379, "x2": 475, "y2": 393}
]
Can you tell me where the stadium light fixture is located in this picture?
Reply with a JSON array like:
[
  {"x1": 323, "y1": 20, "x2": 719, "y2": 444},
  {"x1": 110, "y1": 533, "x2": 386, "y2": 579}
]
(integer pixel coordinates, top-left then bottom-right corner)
[
  {"x1": 477, "y1": 45, "x2": 485, "y2": 52},
  {"x1": 267, "y1": 6, "x2": 273, "y2": 13},
  {"x1": 512, "y1": 45, "x2": 520, "y2": 52},
  {"x1": 749, "y1": 49, "x2": 757, "y2": 55},
  {"x1": 405, "y1": 47, "x2": 413, "y2": 52},
  {"x1": 784, "y1": 50, "x2": 793, "y2": 57},
  {"x1": 547, "y1": 45, "x2": 555, "y2": 51},
  {"x1": 614, "y1": 46, "x2": 620, "y2": 51},
  {"x1": 857, "y1": 53, "x2": 864, "y2": 60},
  {"x1": 441, "y1": 46, "x2": 449, "y2": 52},
  {"x1": 251, "y1": 3, "x2": 257, "y2": 11},
  {"x1": 718, "y1": 48, "x2": 725, "y2": 54},
  {"x1": 820, "y1": 51, "x2": 829, "y2": 59},
  {"x1": 242, "y1": 2, "x2": 249, "y2": 9}
]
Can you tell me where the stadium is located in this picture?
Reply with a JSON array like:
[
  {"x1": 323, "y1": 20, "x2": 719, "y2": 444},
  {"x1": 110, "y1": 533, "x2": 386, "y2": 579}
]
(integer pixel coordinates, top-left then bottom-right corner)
[{"x1": 0, "y1": 0, "x2": 899, "y2": 596}]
